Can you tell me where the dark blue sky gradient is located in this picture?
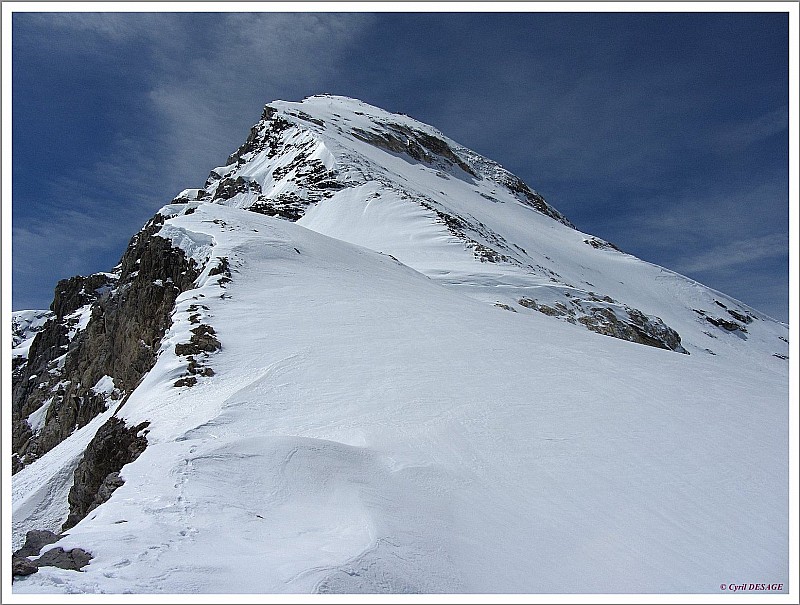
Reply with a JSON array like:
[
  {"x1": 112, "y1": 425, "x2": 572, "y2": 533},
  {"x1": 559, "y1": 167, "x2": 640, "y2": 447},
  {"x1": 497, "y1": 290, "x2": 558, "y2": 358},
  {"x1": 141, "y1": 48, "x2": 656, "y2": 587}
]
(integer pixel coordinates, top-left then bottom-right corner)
[{"x1": 11, "y1": 11, "x2": 789, "y2": 320}]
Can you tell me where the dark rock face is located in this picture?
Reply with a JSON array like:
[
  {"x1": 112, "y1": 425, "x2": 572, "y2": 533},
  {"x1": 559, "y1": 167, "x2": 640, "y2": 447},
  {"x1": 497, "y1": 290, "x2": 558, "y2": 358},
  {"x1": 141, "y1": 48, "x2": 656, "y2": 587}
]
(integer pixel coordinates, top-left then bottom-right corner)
[
  {"x1": 225, "y1": 108, "x2": 293, "y2": 168},
  {"x1": 584, "y1": 237, "x2": 623, "y2": 252},
  {"x1": 12, "y1": 547, "x2": 93, "y2": 579},
  {"x1": 414, "y1": 196, "x2": 517, "y2": 265},
  {"x1": 500, "y1": 172, "x2": 575, "y2": 227},
  {"x1": 727, "y1": 309, "x2": 754, "y2": 324},
  {"x1": 213, "y1": 176, "x2": 262, "y2": 201},
  {"x1": 577, "y1": 307, "x2": 687, "y2": 353},
  {"x1": 173, "y1": 324, "x2": 221, "y2": 387},
  {"x1": 11, "y1": 275, "x2": 114, "y2": 472},
  {"x1": 34, "y1": 547, "x2": 92, "y2": 571},
  {"x1": 175, "y1": 324, "x2": 221, "y2": 356},
  {"x1": 14, "y1": 530, "x2": 63, "y2": 558},
  {"x1": 248, "y1": 194, "x2": 309, "y2": 221},
  {"x1": 11, "y1": 310, "x2": 54, "y2": 352},
  {"x1": 519, "y1": 296, "x2": 687, "y2": 354},
  {"x1": 11, "y1": 213, "x2": 203, "y2": 472},
  {"x1": 286, "y1": 109, "x2": 325, "y2": 127},
  {"x1": 63, "y1": 417, "x2": 149, "y2": 531},
  {"x1": 13, "y1": 547, "x2": 93, "y2": 577},
  {"x1": 352, "y1": 122, "x2": 477, "y2": 178},
  {"x1": 693, "y1": 307, "x2": 751, "y2": 335},
  {"x1": 208, "y1": 257, "x2": 232, "y2": 284},
  {"x1": 11, "y1": 529, "x2": 92, "y2": 579},
  {"x1": 171, "y1": 189, "x2": 209, "y2": 204},
  {"x1": 225, "y1": 105, "x2": 289, "y2": 166},
  {"x1": 50, "y1": 273, "x2": 115, "y2": 318},
  {"x1": 12, "y1": 555, "x2": 39, "y2": 577},
  {"x1": 216, "y1": 109, "x2": 350, "y2": 221},
  {"x1": 706, "y1": 315, "x2": 748, "y2": 334}
]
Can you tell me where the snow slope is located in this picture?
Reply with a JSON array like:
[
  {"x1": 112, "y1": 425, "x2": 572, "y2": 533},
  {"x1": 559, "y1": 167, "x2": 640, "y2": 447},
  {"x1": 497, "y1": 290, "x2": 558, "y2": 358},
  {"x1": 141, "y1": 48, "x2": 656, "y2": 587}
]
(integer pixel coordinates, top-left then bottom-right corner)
[{"x1": 12, "y1": 95, "x2": 789, "y2": 594}]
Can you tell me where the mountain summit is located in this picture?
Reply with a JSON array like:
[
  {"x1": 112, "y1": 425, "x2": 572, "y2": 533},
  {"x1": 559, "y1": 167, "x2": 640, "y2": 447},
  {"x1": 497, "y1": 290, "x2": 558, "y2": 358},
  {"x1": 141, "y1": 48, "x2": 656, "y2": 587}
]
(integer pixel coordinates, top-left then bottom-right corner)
[{"x1": 12, "y1": 95, "x2": 788, "y2": 593}]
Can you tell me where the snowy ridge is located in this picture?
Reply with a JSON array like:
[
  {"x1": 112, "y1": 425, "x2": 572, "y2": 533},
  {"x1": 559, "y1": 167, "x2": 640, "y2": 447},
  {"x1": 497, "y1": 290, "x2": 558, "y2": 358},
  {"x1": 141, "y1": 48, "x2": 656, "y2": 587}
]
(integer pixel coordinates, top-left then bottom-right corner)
[
  {"x1": 11, "y1": 95, "x2": 788, "y2": 594},
  {"x1": 156, "y1": 221, "x2": 215, "y2": 268},
  {"x1": 181, "y1": 94, "x2": 788, "y2": 359}
]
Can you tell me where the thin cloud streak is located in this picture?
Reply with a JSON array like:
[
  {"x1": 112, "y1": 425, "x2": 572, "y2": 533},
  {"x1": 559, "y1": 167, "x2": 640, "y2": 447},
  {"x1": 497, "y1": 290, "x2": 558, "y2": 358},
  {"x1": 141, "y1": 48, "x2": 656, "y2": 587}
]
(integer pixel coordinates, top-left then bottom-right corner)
[
  {"x1": 713, "y1": 106, "x2": 789, "y2": 151},
  {"x1": 12, "y1": 12, "x2": 376, "y2": 310},
  {"x1": 673, "y1": 234, "x2": 787, "y2": 274},
  {"x1": 145, "y1": 13, "x2": 376, "y2": 193}
]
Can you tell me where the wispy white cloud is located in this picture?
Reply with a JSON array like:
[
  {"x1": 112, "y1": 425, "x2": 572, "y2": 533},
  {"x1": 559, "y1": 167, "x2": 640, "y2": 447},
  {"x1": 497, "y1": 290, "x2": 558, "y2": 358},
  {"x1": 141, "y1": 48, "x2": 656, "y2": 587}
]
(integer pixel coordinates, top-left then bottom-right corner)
[
  {"x1": 639, "y1": 179, "x2": 787, "y2": 240},
  {"x1": 22, "y1": 11, "x2": 184, "y2": 41},
  {"x1": 713, "y1": 106, "x2": 789, "y2": 151},
  {"x1": 577, "y1": 174, "x2": 789, "y2": 320},
  {"x1": 672, "y1": 233, "x2": 787, "y2": 274},
  {"x1": 11, "y1": 11, "x2": 789, "y2": 323},
  {"x1": 17, "y1": 12, "x2": 375, "y2": 197},
  {"x1": 145, "y1": 13, "x2": 376, "y2": 189},
  {"x1": 13, "y1": 12, "x2": 376, "y2": 310},
  {"x1": 12, "y1": 203, "x2": 145, "y2": 309},
  {"x1": 12, "y1": 128, "x2": 181, "y2": 308}
]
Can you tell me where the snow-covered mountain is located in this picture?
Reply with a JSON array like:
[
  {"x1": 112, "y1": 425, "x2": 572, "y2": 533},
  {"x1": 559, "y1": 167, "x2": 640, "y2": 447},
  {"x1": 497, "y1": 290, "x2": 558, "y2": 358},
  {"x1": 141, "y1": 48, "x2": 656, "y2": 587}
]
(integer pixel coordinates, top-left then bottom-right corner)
[{"x1": 11, "y1": 95, "x2": 789, "y2": 594}]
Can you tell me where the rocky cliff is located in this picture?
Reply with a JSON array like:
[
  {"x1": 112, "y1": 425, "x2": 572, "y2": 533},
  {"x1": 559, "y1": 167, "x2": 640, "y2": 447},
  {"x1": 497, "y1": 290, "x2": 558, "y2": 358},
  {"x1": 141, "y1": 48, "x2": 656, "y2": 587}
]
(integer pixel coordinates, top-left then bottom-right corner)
[{"x1": 12, "y1": 214, "x2": 203, "y2": 473}]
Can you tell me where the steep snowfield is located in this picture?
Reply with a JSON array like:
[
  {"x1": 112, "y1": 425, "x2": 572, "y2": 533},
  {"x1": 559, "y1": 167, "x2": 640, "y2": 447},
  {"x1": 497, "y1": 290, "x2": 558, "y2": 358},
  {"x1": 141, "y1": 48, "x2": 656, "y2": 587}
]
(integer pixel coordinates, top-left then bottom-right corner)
[
  {"x1": 14, "y1": 204, "x2": 788, "y2": 593},
  {"x1": 204, "y1": 95, "x2": 789, "y2": 362},
  {"x1": 12, "y1": 95, "x2": 788, "y2": 594}
]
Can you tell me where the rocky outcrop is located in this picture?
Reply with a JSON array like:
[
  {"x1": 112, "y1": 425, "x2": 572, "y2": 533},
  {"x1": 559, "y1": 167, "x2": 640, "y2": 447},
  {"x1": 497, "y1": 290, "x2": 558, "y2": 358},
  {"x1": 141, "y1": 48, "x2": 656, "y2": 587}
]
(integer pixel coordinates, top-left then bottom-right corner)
[
  {"x1": 352, "y1": 122, "x2": 477, "y2": 178},
  {"x1": 12, "y1": 555, "x2": 39, "y2": 578},
  {"x1": 11, "y1": 529, "x2": 92, "y2": 580},
  {"x1": 584, "y1": 237, "x2": 623, "y2": 252},
  {"x1": 224, "y1": 105, "x2": 289, "y2": 167},
  {"x1": 518, "y1": 293, "x2": 687, "y2": 353},
  {"x1": 50, "y1": 273, "x2": 115, "y2": 318},
  {"x1": 576, "y1": 306, "x2": 686, "y2": 353},
  {"x1": 705, "y1": 315, "x2": 747, "y2": 333},
  {"x1": 500, "y1": 172, "x2": 576, "y2": 227},
  {"x1": 11, "y1": 274, "x2": 115, "y2": 472},
  {"x1": 223, "y1": 106, "x2": 293, "y2": 169},
  {"x1": 12, "y1": 547, "x2": 93, "y2": 579},
  {"x1": 62, "y1": 417, "x2": 149, "y2": 531},
  {"x1": 35, "y1": 547, "x2": 93, "y2": 571},
  {"x1": 248, "y1": 194, "x2": 307, "y2": 221},
  {"x1": 693, "y1": 306, "x2": 752, "y2": 336},
  {"x1": 11, "y1": 213, "x2": 203, "y2": 472},
  {"x1": 175, "y1": 324, "x2": 221, "y2": 357},
  {"x1": 212, "y1": 175, "x2": 262, "y2": 201},
  {"x1": 11, "y1": 310, "x2": 54, "y2": 352},
  {"x1": 173, "y1": 322, "x2": 221, "y2": 387},
  {"x1": 212, "y1": 107, "x2": 351, "y2": 221},
  {"x1": 14, "y1": 530, "x2": 62, "y2": 558}
]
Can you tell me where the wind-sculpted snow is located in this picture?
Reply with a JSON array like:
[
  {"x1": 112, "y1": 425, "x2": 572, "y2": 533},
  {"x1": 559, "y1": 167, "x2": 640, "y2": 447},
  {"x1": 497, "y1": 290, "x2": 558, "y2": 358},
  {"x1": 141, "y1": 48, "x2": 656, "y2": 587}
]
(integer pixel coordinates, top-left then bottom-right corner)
[
  {"x1": 153, "y1": 93, "x2": 789, "y2": 357},
  {"x1": 12, "y1": 96, "x2": 788, "y2": 594},
  {"x1": 13, "y1": 203, "x2": 788, "y2": 593},
  {"x1": 156, "y1": 223, "x2": 215, "y2": 268}
]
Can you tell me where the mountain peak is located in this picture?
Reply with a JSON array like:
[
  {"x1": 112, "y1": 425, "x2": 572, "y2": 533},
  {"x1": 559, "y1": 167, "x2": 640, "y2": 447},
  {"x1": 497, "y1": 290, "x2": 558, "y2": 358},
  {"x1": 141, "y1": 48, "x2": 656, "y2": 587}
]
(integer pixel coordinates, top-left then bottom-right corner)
[
  {"x1": 181, "y1": 94, "x2": 573, "y2": 231},
  {"x1": 12, "y1": 96, "x2": 788, "y2": 594}
]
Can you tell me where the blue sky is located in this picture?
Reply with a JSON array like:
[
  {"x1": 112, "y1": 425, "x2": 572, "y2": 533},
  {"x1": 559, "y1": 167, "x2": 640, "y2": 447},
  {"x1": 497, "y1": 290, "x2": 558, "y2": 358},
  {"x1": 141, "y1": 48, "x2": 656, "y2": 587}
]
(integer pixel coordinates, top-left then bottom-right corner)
[{"x1": 11, "y1": 10, "x2": 790, "y2": 321}]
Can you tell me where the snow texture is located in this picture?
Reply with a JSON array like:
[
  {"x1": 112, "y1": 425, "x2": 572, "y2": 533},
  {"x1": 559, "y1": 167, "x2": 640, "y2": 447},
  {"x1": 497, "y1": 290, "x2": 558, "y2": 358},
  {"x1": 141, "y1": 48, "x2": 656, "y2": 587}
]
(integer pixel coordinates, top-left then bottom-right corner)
[{"x1": 12, "y1": 95, "x2": 789, "y2": 594}]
